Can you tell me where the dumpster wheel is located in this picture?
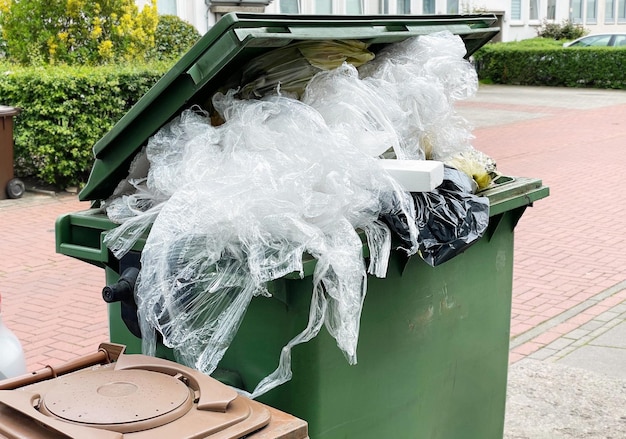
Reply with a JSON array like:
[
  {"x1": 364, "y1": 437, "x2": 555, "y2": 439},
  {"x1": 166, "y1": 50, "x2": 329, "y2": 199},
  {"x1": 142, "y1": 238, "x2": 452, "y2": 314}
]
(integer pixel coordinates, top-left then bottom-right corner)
[{"x1": 6, "y1": 178, "x2": 25, "y2": 199}]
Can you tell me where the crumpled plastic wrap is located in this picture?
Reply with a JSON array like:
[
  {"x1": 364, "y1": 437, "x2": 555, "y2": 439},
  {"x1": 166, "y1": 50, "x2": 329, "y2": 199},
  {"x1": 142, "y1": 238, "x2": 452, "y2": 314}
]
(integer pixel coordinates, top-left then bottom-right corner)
[
  {"x1": 302, "y1": 63, "x2": 405, "y2": 158},
  {"x1": 103, "y1": 31, "x2": 495, "y2": 398},
  {"x1": 359, "y1": 31, "x2": 478, "y2": 162},
  {"x1": 105, "y1": 93, "x2": 418, "y2": 398},
  {"x1": 382, "y1": 166, "x2": 490, "y2": 267},
  {"x1": 104, "y1": 109, "x2": 221, "y2": 258}
]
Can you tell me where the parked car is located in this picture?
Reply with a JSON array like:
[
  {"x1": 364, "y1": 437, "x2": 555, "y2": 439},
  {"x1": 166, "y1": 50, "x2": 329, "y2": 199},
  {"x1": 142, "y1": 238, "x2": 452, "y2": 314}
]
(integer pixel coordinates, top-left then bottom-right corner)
[
  {"x1": 0, "y1": 291, "x2": 26, "y2": 380},
  {"x1": 563, "y1": 33, "x2": 626, "y2": 47}
]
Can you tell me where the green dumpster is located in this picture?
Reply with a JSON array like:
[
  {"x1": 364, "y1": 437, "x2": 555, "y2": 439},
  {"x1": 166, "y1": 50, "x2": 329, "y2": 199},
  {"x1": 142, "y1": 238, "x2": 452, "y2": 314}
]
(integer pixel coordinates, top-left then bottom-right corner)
[{"x1": 55, "y1": 13, "x2": 549, "y2": 439}]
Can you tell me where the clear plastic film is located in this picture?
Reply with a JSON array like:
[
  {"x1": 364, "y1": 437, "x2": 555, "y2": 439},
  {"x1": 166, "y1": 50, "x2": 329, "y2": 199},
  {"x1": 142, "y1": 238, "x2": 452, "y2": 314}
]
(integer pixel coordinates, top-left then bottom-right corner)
[
  {"x1": 359, "y1": 31, "x2": 477, "y2": 102},
  {"x1": 103, "y1": 108, "x2": 222, "y2": 259},
  {"x1": 302, "y1": 63, "x2": 405, "y2": 158},
  {"x1": 146, "y1": 107, "x2": 222, "y2": 197},
  {"x1": 103, "y1": 181, "x2": 164, "y2": 258},
  {"x1": 359, "y1": 32, "x2": 479, "y2": 161},
  {"x1": 102, "y1": 31, "x2": 495, "y2": 398},
  {"x1": 112, "y1": 93, "x2": 418, "y2": 399}
]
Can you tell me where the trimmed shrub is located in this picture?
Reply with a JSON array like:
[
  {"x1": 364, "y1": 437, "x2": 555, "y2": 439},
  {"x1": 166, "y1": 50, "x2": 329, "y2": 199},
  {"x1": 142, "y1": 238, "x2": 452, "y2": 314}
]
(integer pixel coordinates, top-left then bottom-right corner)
[
  {"x1": 149, "y1": 15, "x2": 201, "y2": 62},
  {"x1": 474, "y1": 39, "x2": 626, "y2": 90},
  {"x1": 0, "y1": 63, "x2": 169, "y2": 187},
  {"x1": 0, "y1": 0, "x2": 159, "y2": 65},
  {"x1": 536, "y1": 19, "x2": 587, "y2": 41}
]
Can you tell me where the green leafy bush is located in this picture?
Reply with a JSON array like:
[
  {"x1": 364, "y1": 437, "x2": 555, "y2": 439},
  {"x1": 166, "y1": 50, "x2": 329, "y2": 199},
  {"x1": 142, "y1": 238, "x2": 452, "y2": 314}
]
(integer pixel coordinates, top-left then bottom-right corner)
[
  {"x1": 474, "y1": 40, "x2": 626, "y2": 89},
  {"x1": 495, "y1": 37, "x2": 565, "y2": 49},
  {"x1": 0, "y1": 0, "x2": 158, "y2": 65},
  {"x1": 536, "y1": 19, "x2": 587, "y2": 40},
  {"x1": 149, "y1": 15, "x2": 200, "y2": 62},
  {"x1": 0, "y1": 62, "x2": 169, "y2": 187}
]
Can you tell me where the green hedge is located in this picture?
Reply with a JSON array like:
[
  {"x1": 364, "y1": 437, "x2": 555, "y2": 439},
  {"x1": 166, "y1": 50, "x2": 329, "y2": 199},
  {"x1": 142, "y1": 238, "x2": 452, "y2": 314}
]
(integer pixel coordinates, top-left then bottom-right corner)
[
  {"x1": 149, "y1": 15, "x2": 201, "y2": 62},
  {"x1": 474, "y1": 39, "x2": 626, "y2": 90},
  {"x1": 0, "y1": 63, "x2": 170, "y2": 188}
]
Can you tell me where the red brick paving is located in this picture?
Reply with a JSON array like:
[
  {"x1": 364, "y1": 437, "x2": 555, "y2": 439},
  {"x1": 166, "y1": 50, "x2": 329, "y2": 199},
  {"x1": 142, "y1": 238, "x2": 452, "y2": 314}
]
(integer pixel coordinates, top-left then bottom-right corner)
[
  {"x1": 465, "y1": 96, "x2": 626, "y2": 362},
  {"x1": 0, "y1": 195, "x2": 107, "y2": 369},
  {"x1": 1, "y1": 86, "x2": 626, "y2": 371}
]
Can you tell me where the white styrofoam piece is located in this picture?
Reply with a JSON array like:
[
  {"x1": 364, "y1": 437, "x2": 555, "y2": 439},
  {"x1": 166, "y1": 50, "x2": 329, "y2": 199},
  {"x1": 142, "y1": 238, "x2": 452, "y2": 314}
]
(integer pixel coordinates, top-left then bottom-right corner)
[{"x1": 379, "y1": 159, "x2": 444, "y2": 192}]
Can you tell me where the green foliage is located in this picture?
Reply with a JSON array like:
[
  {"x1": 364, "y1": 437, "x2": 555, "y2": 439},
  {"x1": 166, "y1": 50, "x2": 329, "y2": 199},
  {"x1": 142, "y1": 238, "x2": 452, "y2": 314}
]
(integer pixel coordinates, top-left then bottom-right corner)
[
  {"x1": 474, "y1": 41, "x2": 626, "y2": 89},
  {"x1": 0, "y1": 0, "x2": 158, "y2": 65},
  {"x1": 149, "y1": 15, "x2": 200, "y2": 62},
  {"x1": 0, "y1": 62, "x2": 169, "y2": 187},
  {"x1": 495, "y1": 37, "x2": 565, "y2": 49},
  {"x1": 536, "y1": 19, "x2": 588, "y2": 40}
]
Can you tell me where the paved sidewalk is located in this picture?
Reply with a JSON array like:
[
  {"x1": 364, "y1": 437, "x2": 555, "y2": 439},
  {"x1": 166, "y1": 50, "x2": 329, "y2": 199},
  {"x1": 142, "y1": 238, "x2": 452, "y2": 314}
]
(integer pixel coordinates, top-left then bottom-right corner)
[
  {"x1": 458, "y1": 85, "x2": 626, "y2": 365},
  {"x1": 1, "y1": 84, "x2": 625, "y2": 436},
  {"x1": 458, "y1": 85, "x2": 626, "y2": 438},
  {"x1": 0, "y1": 193, "x2": 107, "y2": 367}
]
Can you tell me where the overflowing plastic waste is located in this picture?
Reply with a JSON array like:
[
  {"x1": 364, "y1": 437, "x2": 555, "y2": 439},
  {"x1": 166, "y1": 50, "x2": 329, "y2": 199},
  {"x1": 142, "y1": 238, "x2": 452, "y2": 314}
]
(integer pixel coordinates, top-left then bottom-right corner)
[{"x1": 103, "y1": 31, "x2": 496, "y2": 398}]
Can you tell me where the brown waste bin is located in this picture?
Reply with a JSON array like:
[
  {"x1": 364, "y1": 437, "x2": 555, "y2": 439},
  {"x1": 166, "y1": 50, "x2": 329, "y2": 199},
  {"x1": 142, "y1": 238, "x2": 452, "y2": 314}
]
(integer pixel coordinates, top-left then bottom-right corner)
[
  {"x1": 0, "y1": 105, "x2": 23, "y2": 200},
  {"x1": 0, "y1": 343, "x2": 309, "y2": 438}
]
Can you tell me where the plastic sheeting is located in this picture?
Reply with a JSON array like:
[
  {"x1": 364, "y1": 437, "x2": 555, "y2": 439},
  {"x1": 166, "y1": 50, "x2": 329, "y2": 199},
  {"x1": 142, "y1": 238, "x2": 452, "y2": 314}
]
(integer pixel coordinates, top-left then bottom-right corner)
[
  {"x1": 104, "y1": 96, "x2": 418, "y2": 398},
  {"x1": 359, "y1": 31, "x2": 478, "y2": 161},
  {"x1": 103, "y1": 31, "x2": 492, "y2": 398}
]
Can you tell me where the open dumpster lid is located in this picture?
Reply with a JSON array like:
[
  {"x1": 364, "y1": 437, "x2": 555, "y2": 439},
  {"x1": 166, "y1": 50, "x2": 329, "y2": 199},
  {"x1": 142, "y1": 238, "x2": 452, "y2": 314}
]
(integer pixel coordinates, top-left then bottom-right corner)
[{"x1": 79, "y1": 12, "x2": 499, "y2": 202}]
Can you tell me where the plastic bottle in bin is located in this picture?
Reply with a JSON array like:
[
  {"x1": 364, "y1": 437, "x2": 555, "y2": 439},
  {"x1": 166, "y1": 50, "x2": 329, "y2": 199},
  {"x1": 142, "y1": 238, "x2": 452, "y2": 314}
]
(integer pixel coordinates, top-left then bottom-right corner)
[{"x1": 0, "y1": 291, "x2": 26, "y2": 380}]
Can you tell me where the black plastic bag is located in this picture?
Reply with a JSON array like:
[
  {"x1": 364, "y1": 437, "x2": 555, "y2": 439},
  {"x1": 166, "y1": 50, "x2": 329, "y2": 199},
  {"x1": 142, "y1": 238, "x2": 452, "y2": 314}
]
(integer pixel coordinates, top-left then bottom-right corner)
[{"x1": 382, "y1": 166, "x2": 489, "y2": 267}]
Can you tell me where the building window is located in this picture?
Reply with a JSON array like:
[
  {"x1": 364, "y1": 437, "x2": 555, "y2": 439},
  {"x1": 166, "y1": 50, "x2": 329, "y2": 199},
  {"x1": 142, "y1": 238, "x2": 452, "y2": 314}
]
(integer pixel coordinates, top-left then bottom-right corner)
[
  {"x1": 511, "y1": 0, "x2": 521, "y2": 20},
  {"x1": 529, "y1": 0, "x2": 539, "y2": 19},
  {"x1": 397, "y1": 0, "x2": 410, "y2": 13},
  {"x1": 280, "y1": 0, "x2": 300, "y2": 13},
  {"x1": 381, "y1": 0, "x2": 390, "y2": 13},
  {"x1": 587, "y1": 0, "x2": 597, "y2": 22},
  {"x1": 157, "y1": 0, "x2": 176, "y2": 15},
  {"x1": 547, "y1": 0, "x2": 556, "y2": 19},
  {"x1": 571, "y1": 0, "x2": 583, "y2": 22},
  {"x1": 346, "y1": 0, "x2": 363, "y2": 14},
  {"x1": 619, "y1": 0, "x2": 626, "y2": 21},
  {"x1": 606, "y1": 0, "x2": 615, "y2": 21},
  {"x1": 447, "y1": 0, "x2": 459, "y2": 13},
  {"x1": 316, "y1": 0, "x2": 332, "y2": 13},
  {"x1": 423, "y1": 0, "x2": 435, "y2": 13}
]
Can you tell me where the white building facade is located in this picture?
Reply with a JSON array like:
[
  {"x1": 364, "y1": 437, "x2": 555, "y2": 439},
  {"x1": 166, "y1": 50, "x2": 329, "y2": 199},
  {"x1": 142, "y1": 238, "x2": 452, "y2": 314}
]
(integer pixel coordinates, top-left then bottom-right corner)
[{"x1": 137, "y1": 1, "x2": 626, "y2": 41}]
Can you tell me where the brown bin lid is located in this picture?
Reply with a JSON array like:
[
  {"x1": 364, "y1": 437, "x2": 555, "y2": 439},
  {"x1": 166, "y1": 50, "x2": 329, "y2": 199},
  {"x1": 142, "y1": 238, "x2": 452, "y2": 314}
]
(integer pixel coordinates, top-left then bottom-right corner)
[
  {"x1": 0, "y1": 347, "x2": 307, "y2": 438},
  {"x1": 0, "y1": 105, "x2": 20, "y2": 117}
]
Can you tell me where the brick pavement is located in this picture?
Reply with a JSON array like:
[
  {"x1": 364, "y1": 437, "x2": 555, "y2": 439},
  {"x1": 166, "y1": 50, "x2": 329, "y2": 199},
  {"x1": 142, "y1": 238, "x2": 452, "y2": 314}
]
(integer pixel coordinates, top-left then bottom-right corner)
[
  {"x1": 528, "y1": 297, "x2": 626, "y2": 369},
  {"x1": 1, "y1": 85, "x2": 625, "y2": 372},
  {"x1": 0, "y1": 194, "x2": 107, "y2": 369},
  {"x1": 458, "y1": 86, "x2": 626, "y2": 363}
]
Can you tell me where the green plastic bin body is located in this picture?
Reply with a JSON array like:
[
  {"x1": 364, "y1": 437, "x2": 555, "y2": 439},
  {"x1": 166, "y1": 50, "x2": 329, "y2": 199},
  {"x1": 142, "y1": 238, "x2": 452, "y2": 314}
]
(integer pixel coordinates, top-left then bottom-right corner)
[
  {"x1": 54, "y1": 13, "x2": 550, "y2": 439},
  {"x1": 57, "y1": 178, "x2": 548, "y2": 439}
]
